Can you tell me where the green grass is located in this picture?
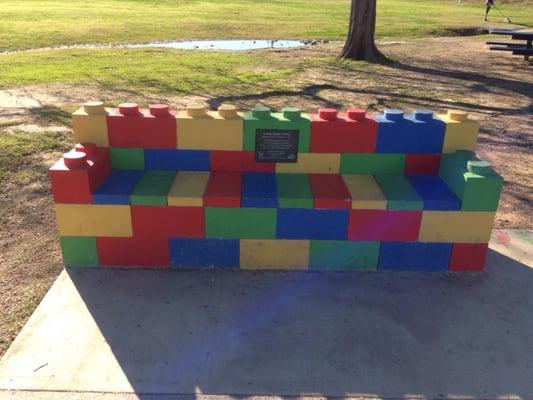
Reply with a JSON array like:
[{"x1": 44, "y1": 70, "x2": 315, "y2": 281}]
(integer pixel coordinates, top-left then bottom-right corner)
[
  {"x1": 1, "y1": 0, "x2": 532, "y2": 51},
  {"x1": 0, "y1": 48, "x2": 299, "y2": 93},
  {"x1": 0, "y1": 131, "x2": 67, "y2": 188}
]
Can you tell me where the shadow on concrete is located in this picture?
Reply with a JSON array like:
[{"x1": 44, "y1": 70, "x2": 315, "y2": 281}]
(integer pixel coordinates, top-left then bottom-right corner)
[{"x1": 62, "y1": 247, "x2": 533, "y2": 398}]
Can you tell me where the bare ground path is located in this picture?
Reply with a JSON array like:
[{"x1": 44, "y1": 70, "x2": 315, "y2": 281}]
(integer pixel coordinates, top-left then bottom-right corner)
[{"x1": 0, "y1": 35, "x2": 531, "y2": 357}]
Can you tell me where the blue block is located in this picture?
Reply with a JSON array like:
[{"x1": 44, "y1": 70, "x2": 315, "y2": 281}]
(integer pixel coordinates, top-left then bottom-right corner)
[
  {"x1": 379, "y1": 242, "x2": 452, "y2": 271},
  {"x1": 276, "y1": 208, "x2": 349, "y2": 240},
  {"x1": 144, "y1": 149, "x2": 210, "y2": 171},
  {"x1": 408, "y1": 176, "x2": 461, "y2": 210},
  {"x1": 169, "y1": 238, "x2": 239, "y2": 269},
  {"x1": 242, "y1": 172, "x2": 278, "y2": 208},
  {"x1": 92, "y1": 170, "x2": 144, "y2": 204},
  {"x1": 376, "y1": 109, "x2": 445, "y2": 154}
]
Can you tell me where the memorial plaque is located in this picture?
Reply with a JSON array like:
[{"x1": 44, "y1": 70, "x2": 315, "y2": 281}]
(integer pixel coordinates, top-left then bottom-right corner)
[{"x1": 255, "y1": 129, "x2": 299, "y2": 163}]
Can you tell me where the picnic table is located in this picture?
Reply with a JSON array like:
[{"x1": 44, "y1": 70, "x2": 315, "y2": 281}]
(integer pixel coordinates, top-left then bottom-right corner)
[{"x1": 486, "y1": 28, "x2": 533, "y2": 61}]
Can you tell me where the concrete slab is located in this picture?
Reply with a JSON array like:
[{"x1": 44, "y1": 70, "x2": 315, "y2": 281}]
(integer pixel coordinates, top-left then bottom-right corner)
[{"x1": 1, "y1": 230, "x2": 532, "y2": 400}]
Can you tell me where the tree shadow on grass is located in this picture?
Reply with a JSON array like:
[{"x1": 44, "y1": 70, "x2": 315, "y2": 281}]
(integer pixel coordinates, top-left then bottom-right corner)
[{"x1": 205, "y1": 82, "x2": 528, "y2": 115}]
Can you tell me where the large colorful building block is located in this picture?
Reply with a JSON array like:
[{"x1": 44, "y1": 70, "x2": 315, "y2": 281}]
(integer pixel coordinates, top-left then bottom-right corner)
[
  {"x1": 144, "y1": 149, "x2": 210, "y2": 171},
  {"x1": 379, "y1": 242, "x2": 452, "y2": 271},
  {"x1": 276, "y1": 152, "x2": 340, "y2": 173},
  {"x1": 418, "y1": 211, "x2": 495, "y2": 242},
  {"x1": 449, "y1": 243, "x2": 489, "y2": 271},
  {"x1": 243, "y1": 106, "x2": 311, "y2": 152},
  {"x1": 348, "y1": 210, "x2": 422, "y2": 241},
  {"x1": 340, "y1": 153, "x2": 405, "y2": 175},
  {"x1": 130, "y1": 171, "x2": 175, "y2": 206},
  {"x1": 439, "y1": 151, "x2": 503, "y2": 211},
  {"x1": 52, "y1": 102, "x2": 503, "y2": 271},
  {"x1": 439, "y1": 110, "x2": 480, "y2": 153},
  {"x1": 310, "y1": 108, "x2": 377, "y2": 153},
  {"x1": 131, "y1": 205, "x2": 204, "y2": 237},
  {"x1": 54, "y1": 204, "x2": 132, "y2": 237},
  {"x1": 374, "y1": 175, "x2": 423, "y2": 210},
  {"x1": 204, "y1": 172, "x2": 241, "y2": 207},
  {"x1": 242, "y1": 172, "x2": 278, "y2": 208},
  {"x1": 240, "y1": 240, "x2": 309, "y2": 269},
  {"x1": 167, "y1": 171, "x2": 209, "y2": 206},
  {"x1": 375, "y1": 110, "x2": 445, "y2": 154},
  {"x1": 408, "y1": 175, "x2": 460, "y2": 210},
  {"x1": 107, "y1": 103, "x2": 177, "y2": 148},
  {"x1": 276, "y1": 208, "x2": 349, "y2": 240},
  {"x1": 342, "y1": 175, "x2": 387, "y2": 210},
  {"x1": 169, "y1": 238, "x2": 239, "y2": 269},
  {"x1": 177, "y1": 104, "x2": 243, "y2": 150},
  {"x1": 49, "y1": 143, "x2": 110, "y2": 204},
  {"x1": 404, "y1": 154, "x2": 441, "y2": 175},
  {"x1": 72, "y1": 102, "x2": 109, "y2": 146},
  {"x1": 309, "y1": 240, "x2": 379, "y2": 270},
  {"x1": 59, "y1": 236, "x2": 99, "y2": 267},
  {"x1": 109, "y1": 147, "x2": 145, "y2": 170},
  {"x1": 92, "y1": 170, "x2": 144, "y2": 204},
  {"x1": 205, "y1": 207, "x2": 277, "y2": 239},
  {"x1": 210, "y1": 150, "x2": 275, "y2": 172},
  {"x1": 97, "y1": 236, "x2": 169, "y2": 267},
  {"x1": 276, "y1": 173, "x2": 313, "y2": 208}
]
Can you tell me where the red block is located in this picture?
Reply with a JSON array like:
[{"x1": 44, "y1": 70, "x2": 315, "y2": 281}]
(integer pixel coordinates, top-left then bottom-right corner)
[
  {"x1": 49, "y1": 144, "x2": 111, "y2": 203},
  {"x1": 310, "y1": 108, "x2": 377, "y2": 153},
  {"x1": 348, "y1": 210, "x2": 422, "y2": 241},
  {"x1": 449, "y1": 243, "x2": 488, "y2": 271},
  {"x1": 204, "y1": 172, "x2": 242, "y2": 207},
  {"x1": 405, "y1": 154, "x2": 441, "y2": 175},
  {"x1": 107, "y1": 103, "x2": 177, "y2": 148},
  {"x1": 309, "y1": 173, "x2": 351, "y2": 209},
  {"x1": 97, "y1": 236, "x2": 169, "y2": 268},
  {"x1": 131, "y1": 205, "x2": 204, "y2": 238},
  {"x1": 210, "y1": 151, "x2": 275, "y2": 172}
]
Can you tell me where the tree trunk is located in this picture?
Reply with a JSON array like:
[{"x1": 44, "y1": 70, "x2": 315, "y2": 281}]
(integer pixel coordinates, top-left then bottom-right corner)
[{"x1": 339, "y1": 0, "x2": 384, "y2": 62}]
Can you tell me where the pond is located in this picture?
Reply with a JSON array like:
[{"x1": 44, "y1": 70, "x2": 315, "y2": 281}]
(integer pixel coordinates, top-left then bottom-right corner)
[
  {"x1": 128, "y1": 39, "x2": 309, "y2": 50},
  {"x1": 1, "y1": 39, "x2": 331, "y2": 54}
]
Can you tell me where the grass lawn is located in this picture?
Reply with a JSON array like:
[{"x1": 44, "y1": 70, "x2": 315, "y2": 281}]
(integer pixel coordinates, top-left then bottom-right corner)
[
  {"x1": 0, "y1": 48, "x2": 300, "y2": 94},
  {"x1": 1, "y1": 0, "x2": 532, "y2": 51}
]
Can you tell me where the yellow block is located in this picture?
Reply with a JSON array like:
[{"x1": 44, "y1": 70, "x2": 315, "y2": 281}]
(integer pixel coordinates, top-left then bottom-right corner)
[
  {"x1": 240, "y1": 240, "x2": 310, "y2": 270},
  {"x1": 167, "y1": 171, "x2": 209, "y2": 206},
  {"x1": 439, "y1": 111, "x2": 480, "y2": 153},
  {"x1": 72, "y1": 102, "x2": 109, "y2": 147},
  {"x1": 55, "y1": 204, "x2": 132, "y2": 237},
  {"x1": 177, "y1": 105, "x2": 243, "y2": 150},
  {"x1": 419, "y1": 211, "x2": 495, "y2": 243},
  {"x1": 342, "y1": 174, "x2": 387, "y2": 209},
  {"x1": 276, "y1": 153, "x2": 340, "y2": 173}
]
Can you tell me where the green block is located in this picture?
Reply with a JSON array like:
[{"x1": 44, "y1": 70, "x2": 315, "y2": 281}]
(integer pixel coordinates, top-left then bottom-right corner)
[
  {"x1": 60, "y1": 236, "x2": 99, "y2": 267},
  {"x1": 340, "y1": 153, "x2": 405, "y2": 175},
  {"x1": 276, "y1": 173, "x2": 313, "y2": 208},
  {"x1": 109, "y1": 147, "x2": 145, "y2": 170},
  {"x1": 439, "y1": 150, "x2": 477, "y2": 183},
  {"x1": 243, "y1": 106, "x2": 311, "y2": 153},
  {"x1": 439, "y1": 152, "x2": 503, "y2": 211},
  {"x1": 206, "y1": 207, "x2": 277, "y2": 239},
  {"x1": 309, "y1": 240, "x2": 379, "y2": 270},
  {"x1": 460, "y1": 171, "x2": 503, "y2": 211},
  {"x1": 130, "y1": 171, "x2": 175, "y2": 206},
  {"x1": 375, "y1": 175, "x2": 423, "y2": 210}
]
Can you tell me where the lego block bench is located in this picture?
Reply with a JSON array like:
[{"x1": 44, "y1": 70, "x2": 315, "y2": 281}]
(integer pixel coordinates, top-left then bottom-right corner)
[{"x1": 50, "y1": 102, "x2": 503, "y2": 272}]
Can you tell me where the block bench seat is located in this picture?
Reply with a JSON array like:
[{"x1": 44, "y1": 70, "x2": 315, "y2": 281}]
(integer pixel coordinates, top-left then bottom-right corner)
[{"x1": 51, "y1": 102, "x2": 503, "y2": 272}]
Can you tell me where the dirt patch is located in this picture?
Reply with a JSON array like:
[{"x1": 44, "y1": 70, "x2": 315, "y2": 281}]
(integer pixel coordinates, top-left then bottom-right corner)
[{"x1": 0, "y1": 35, "x2": 532, "y2": 357}]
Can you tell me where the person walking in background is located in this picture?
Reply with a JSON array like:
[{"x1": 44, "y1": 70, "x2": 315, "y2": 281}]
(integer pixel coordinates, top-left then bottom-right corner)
[{"x1": 484, "y1": 0, "x2": 495, "y2": 21}]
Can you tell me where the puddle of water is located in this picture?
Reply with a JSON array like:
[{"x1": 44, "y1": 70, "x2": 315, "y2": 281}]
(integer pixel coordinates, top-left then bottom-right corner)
[
  {"x1": 129, "y1": 39, "x2": 308, "y2": 50},
  {"x1": 1, "y1": 39, "x2": 327, "y2": 54}
]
